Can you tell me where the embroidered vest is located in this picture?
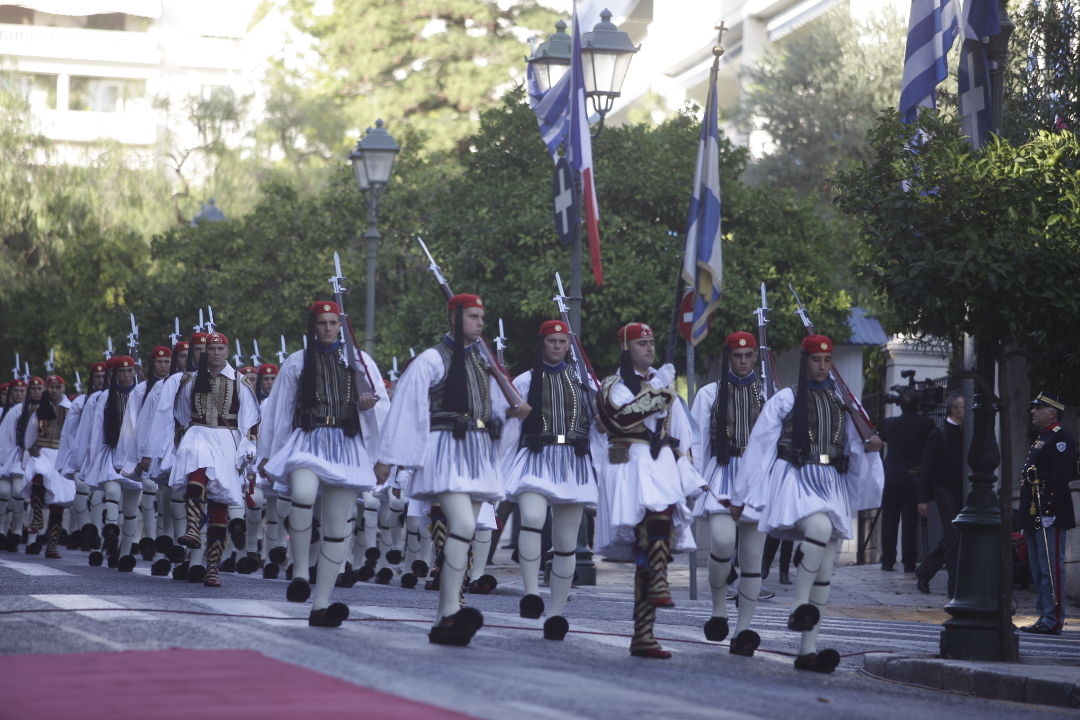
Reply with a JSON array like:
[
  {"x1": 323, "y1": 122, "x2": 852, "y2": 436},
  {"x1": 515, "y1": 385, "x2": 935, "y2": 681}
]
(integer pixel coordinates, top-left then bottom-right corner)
[
  {"x1": 778, "y1": 387, "x2": 847, "y2": 467},
  {"x1": 188, "y1": 373, "x2": 241, "y2": 430},
  {"x1": 429, "y1": 343, "x2": 492, "y2": 432},
  {"x1": 34, "y1": 406, "x2": 67, "y2": 450},
  {"x1": 520, "y1": 367, "x2": 590, "y2": 452},
  {"x1": 710, "y1": 378, "x2": 763, "y2": 459},
  {"x1": 294, "y1": 349, "x2": 359, "y2": 434}
]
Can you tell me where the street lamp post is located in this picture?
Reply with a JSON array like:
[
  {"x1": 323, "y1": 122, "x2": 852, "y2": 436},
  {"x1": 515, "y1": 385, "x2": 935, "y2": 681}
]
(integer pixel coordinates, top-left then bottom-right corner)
[{"x1": 348, "y1": 120, "x2": 400, "y2": 357}]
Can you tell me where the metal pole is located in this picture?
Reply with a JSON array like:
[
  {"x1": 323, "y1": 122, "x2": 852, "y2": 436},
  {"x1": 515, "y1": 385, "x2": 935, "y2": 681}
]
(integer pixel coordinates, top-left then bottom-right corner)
[
  {"x1": 364, "y1": 191, "x2": 381, "y2": 358},
  {"x1": 570, "y1": 169, "x2": 583, "y2": 333},
  {"x1": 687, "y1": 337, "x2": 697, "y2": 600}
]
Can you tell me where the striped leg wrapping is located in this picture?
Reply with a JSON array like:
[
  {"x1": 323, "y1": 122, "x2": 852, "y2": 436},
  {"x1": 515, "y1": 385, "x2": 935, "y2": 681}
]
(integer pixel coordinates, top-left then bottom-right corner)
[
  {"x1": 430, "y1": 517, "x2": 448, "y2": 566},
  {"x1": 180, "y1": 483, "x2": 207, "y2": 549},
  {"x1": 631, "y1": 568, "x2": 661, "y2": 653},
  {"x1": 203, "y1": 536, "x2": 225, "y2": 587},
  {"x1": 637, "y1": 513, "x2": 675, "y2": 606},
  {"x1": 29, "y1": 482, "x2": 46, "y2": 534}
]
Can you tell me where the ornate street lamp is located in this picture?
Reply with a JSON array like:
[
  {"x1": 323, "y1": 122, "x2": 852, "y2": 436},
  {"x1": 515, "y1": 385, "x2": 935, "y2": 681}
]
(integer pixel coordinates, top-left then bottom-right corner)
[
  {"x1": 348, "y1": 120, "x2": 400, "y2": 357},
  {"x1": 526, "y1": 20, "x2": 571, "y2": 94},
  {"x1": 580, "y1": 9, "x2": 639, "y2": 133}
]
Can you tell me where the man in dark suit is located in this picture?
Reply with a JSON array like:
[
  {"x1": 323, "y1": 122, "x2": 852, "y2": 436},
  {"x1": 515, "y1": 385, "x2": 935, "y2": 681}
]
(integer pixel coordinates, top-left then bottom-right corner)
[
  {"x1": 877, "y1": 392, "x2": 934, "y2": 572},
  {"x1": 915, "y1": 392, "x2": 965, "y2": 597},
  {"x1": 1019, "y1": 391, "x2": 1076, "y2": 635}
]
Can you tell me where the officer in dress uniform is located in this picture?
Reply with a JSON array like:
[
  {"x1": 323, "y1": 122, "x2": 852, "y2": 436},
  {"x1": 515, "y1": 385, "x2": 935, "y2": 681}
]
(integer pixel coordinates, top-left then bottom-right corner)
[{"x1": 1019, "y1": 391, "x2": 1076, "y2": 635}]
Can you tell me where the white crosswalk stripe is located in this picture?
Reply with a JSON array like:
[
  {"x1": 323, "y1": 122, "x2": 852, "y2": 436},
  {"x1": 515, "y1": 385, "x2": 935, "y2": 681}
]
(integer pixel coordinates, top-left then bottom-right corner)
[
  {"x1": 0, "y1": 559, "x2": 74, "y2": 576},
  {"x1": 30, "y1": 594, "x2": 153, "y2": 620}
]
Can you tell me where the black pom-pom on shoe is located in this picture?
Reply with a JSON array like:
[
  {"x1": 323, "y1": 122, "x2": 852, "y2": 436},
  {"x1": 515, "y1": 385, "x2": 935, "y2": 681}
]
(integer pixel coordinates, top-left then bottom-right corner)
[
  {"x1": 357, "y1": 565, "x2": 375, "y2": 582},
  {"x1": 411, "y1": 560, "x2": 429, "y2": 578},
  {"x1": 236, "y1": 554, "x2": 259, "y2": 575},
  {"x1": 117, "y1": 555, "x2": 137, "y2": 572},
  {"x1": 106, "y1": 553, "x2": 119, "y2": 568},
  {"x1": 165, "y1": 545, "x2": 187, "y2": 564},
  {"x1": 268, "y1": 546, "x2": 288, "y2": 565},
  {"x1": 286, "y1": 577, "x2": 311, "y2": 602},
  {"x1": 262, "y1": 563, "x2": 279, "y2": 580},
  {"x1": 400, "y1": 573, "x2": 418, "y2": 589},
  {"x1": 336, "y1": 570, "x2": 358, "y2": 588},
  {"x1": 428, "y1": 607, "x2": 484, "y2": 646},
  {"x1": 469, "y1": 574, "x2": 498, "y2": 595},
  {"x1": 155, "y1": 535, "x2": 174, "y2": 554},
  {"x1": 309, "y1": 602, "x2": 350, "y2": 628},
  {"x1": 139, "y1": 537, "x2": 157, "y2": 560},
  {"x1": 385, "y1": 549, "x2": 403, "y2": 565},
  {"x1": 519, "y1": 594, "x2": 545, "y2": 619},
  {"x1": 25, "y1": 542, "x2": 42, "y2": 555},
  {"x1": 729, "y1": 629, "x2": 761, "y2": 657},
  {"x1": 187, "y1": 565, "x2": 206, "y2": 583},
  {"x1": 543, "y1": 615, "x2": 569, "y2": 641},
  {"x1": 88, "y1": 551, "x2": 104, "y2": 566},
  {"x1": 151, "y1": 558, "x2": 172, "y2": 576},
  {"x1": 172, "y1": 561, "x2": 189, "y2": 580},
  {"x1": 787, "y1": 603, "x2": 821, "y2": 632},
  {"x1": 794, "y1": 649, "x2": 839, "y2": 673},
  {"x1": 375, "y1": 567, "x2": 394, "y2": 585},
  {"x1": 285, "y1": 563, "x2": 293, "y2": 580},
  {"x1": 220, "y1": 554, "x2": 236, "y2": 573},
  {"x1": 703, "y1": 616, "x2": 729, "y2": 642}
]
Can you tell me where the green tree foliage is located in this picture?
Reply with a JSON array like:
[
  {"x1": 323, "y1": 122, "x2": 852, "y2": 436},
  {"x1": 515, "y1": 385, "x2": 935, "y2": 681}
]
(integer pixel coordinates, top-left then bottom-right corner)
[
  {"x1": 833, "y1": 109, "x2": 1080, "y2": 393},
  {"x1": 738, "y1": 6, "x2": 907, "y2": 195},
  {"x1": 1005, "y1": 0, "x2": 1080, "y2": 143}
]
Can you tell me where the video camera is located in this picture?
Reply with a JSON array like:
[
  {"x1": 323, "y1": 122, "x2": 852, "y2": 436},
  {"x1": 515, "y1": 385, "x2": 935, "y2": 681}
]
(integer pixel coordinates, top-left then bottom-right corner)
[{"x1": 884, "y1": 369, "x2": 944, "y2": 413}]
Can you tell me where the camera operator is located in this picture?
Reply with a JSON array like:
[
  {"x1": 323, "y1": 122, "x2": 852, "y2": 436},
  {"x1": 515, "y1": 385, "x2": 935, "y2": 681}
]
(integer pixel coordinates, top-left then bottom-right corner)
[{"x1": 877, "y1": 391, "x2": 935, "y2": 572}]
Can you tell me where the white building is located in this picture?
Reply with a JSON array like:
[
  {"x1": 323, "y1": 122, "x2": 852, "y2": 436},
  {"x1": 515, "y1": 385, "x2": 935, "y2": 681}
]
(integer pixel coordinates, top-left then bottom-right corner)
[{"x1": 0, "y1": 0, "x2": 283, "y2": 162}]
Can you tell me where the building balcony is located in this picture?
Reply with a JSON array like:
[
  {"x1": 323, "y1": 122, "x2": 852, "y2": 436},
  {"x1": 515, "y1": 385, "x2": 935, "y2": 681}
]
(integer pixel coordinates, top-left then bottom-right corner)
[
  {"x1": 0, "y1": 23, "x2": 160, "y2": 65},
  {"x1": 36, "y1": 107, "x2": 157, "y2": 146}
]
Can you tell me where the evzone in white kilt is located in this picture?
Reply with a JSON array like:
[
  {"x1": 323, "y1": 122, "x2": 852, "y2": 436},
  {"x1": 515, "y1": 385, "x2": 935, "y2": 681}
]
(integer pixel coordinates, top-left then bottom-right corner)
[{"x1": 22, "y1": 396, "x2": 76, "y2": 507}]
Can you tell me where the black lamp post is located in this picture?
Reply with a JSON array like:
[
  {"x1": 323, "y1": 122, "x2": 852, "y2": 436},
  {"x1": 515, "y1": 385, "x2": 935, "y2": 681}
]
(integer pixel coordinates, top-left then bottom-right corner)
[
  {"x1": 526, "y1": 20, "x2": 571, "y2": 94},
  {"x1": 348, "y1": 120, "x2": 400, "y2": 357},
  {"x1": 580, "y1": 9, "x2": 640, "y2": 135}
]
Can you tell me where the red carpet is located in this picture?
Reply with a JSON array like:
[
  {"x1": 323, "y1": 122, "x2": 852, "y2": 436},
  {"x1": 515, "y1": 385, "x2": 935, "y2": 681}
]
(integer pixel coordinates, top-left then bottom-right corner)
[{"x1": 0, "y1": 648, "x2": 478, "y2": 720}]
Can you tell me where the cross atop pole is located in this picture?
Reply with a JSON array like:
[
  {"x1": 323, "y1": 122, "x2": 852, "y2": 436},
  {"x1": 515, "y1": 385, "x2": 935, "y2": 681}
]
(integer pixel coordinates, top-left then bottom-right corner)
[
  {"x1": 714, "y1": 21, "x2": 727, "y2": 46},
  {"x1": 711, "y1": 22, "x2": 727, "y2": 66}
]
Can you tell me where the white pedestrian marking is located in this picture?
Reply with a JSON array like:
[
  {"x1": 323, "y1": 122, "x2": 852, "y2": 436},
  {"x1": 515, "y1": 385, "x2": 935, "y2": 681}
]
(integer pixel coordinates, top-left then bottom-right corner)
[
  {"x1": 191, "y1": 599, "x2": 298, "y2": 626},
  {"x1": 31, "y1": 594, "x2": 152, "y2": 620},
  {"x1": 0, "y1": 560, "x2": 74, "y2": 576}
]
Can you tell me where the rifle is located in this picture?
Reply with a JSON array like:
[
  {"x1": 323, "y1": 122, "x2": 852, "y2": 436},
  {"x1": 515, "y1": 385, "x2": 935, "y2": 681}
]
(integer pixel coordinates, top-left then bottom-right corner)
[
  {"x1": 788, "y1": 284, "x2": 876, "y2": 442},
  {"x1": 45, "y1": 348, "x2": 55, "y2": 376},
  {"x1": 389, "y1": 357, "x2": 400, "y2": 393},
  {"x1": 104, "y1": 337, "x2": 114, "y2": 362},
  {"x1": 12, "y1": 353, "x2": 20, "y2": 380},
  {"x1": 416, "y1": 237, "x2": 526, "y2": 410},
  {"x1": 169, "y1": 318, "x2": 181, "y2": 347},
  {"x1": 205, "y1": 306, "x2": 217, "y2": 334},
  {"x1": 193, "y1": 309, "x2": 205, "y2": 334},
  {"x1": 233, "y1": 339, "x2": 244, "y2": 368},
  {"x1": 276, "y1": 336, "x2": 288, "y2": 364},
  {"x1": 128, "y1": 313, "x2": 144, "y2": 380},
  {"x1": 1023, "y1": 465, "x2": 1058, "y2": 604},
  {"x1": 753, "y1": 282, "x2": 780, "y2": 399},
  {"x1": 328, "y1": 252, "x2": 377, "y2": 396},
  {"x1": 74, "y1": 371, "x2": 83, "y2": 394},
  {"x1": 250, "y1": 340, "x2": 261, "y2": 367},
  {"x1": 494, "y1": 320, "x2": 512, "y2": 381},
  {"x1": 554, "y1": 272, "x2": 600, "y2": 395}
]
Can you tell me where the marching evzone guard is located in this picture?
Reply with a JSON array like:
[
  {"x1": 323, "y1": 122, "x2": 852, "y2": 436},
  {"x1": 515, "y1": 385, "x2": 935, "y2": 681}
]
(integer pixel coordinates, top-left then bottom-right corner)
[
  {"x1": 690, "y1": 331, "x2": 767, "y2": 655},
  {"x1": 594, "y1": 323, "x2": 703, "y2": 659},
  {"x1": 56, "y1": 362, "x2": 108, "y2": 548},
  {"x1": 236, "y1": 362, "x2": 278, "y2": 575},
  {"x1": 258, "y1": 302, "x2": 386, "y2": 625},
  {"x1": 500, "y1": 320, "x2": 596, "y2": 639},
  {"x1": 171, "y1": 332, "x2": 260, "y2": 588},
  {"x1": 82, "y1": 356, "x2": 143, "y2": 569},
  {"x1": 21, "y1": 376, "x2": 75, "y2": 558},
  {"x1": 255, "y1": 364, "x2": 292, "y2": 578},
  {"x1": 1018, "y1": 391, "x2": 1076, "y2": 635},
  {"x1": 734, "y1": 335, "x2": 883, "y2": 672},
  {"x1": 374, "y1": 293, "x2": 526, "y2": 645},
  {"x1": 1, "y1": 377, "x2": 44, "y2": 550},
  {"x1": 0, "y1": 378, "x2": 30, "y2": 546}
]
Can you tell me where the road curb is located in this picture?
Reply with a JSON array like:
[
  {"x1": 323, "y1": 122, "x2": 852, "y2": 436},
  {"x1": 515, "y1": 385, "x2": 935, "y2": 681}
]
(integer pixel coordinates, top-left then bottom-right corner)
[{"x1": 862, "y1": 652, "x2": 1080, "y2": 709}]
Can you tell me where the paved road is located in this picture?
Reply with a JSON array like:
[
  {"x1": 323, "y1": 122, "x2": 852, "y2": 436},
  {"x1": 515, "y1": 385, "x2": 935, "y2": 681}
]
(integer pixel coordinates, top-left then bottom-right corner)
[{"x1": 1, "y1": 552, "x2": 1077, "y2": 720}]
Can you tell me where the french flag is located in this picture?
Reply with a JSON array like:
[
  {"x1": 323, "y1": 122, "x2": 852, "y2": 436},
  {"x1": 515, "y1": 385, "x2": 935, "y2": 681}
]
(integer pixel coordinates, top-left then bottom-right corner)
[{"x1": 567, "y1": 13, "x2": 602, "y2": 286}]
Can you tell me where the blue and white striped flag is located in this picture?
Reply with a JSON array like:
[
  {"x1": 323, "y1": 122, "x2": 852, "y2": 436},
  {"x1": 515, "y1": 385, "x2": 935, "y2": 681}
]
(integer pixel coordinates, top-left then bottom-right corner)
[
  {"x1": 957, "y1": 0, "x2": 1000, "y2": 146},
  {"x1": 680, "y1": 66, "x2": 723, "y2": 347},
  {"x1": 526, "y1": 56, "x2": 572, "y2": 159},
  {"x1": 899, "y1": 0, "x2": 960, "y2": 123}
]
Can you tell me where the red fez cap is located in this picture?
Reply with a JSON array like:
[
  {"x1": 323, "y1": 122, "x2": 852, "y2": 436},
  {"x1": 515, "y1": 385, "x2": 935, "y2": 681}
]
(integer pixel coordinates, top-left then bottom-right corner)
[
  {"x1": 447, "y1": 294, "x2": 483, "y2": 312},
  {"x1": 190, "y1": 332, "x2": 208, "y2": 346},
  {"x1": 47, "y1": 375, "x2": 66, "y2": 386},
  {"x1": 726, "y1": 332, "x2": 757, "y2": 350},
  {"x1": 89, "y1": 362, "x2": 107, "y2": 374},
  {"x1": 239, "y1": 366, "x2": 257, "y2": 375},
  {"x1": 28, "y1": 376, "x2": 45, "y2": 387},
  {"x1": 152, "y1": 346, "x2": 173, "y2": 358},
  {"x1": 383, "y1": 378, "x2": 392, "y2": 390},
  {"x1": 310, "y1": 301, "x2": 341, "y2": 316},
  {"x1": 0, "y1": 383, "x2": 8, "y2": 393},
  {"x1": 540, "y1": 320, "x2": 569, "y2": 336},
  {"x1": 110, "y1": 356, "x2": 136, "y2": 369},
  {"x1": 257, "y1": 364, "x2": 278, "y2": 376},
  {"x1": 10, "y1": 379, "x2": 26, "y2": 388},
  {"x1": 801, "y1": 335, "x2": 833, "y2": 354},
  {"x1": 173, "y1": 341, "x2": 190, "y2": 354},
  {"x1": 206, "y1": 332, "x2": 228, "y2": 346},
  {"x1": 618, "y1": 323, "x2": 653, "y2": 347}
]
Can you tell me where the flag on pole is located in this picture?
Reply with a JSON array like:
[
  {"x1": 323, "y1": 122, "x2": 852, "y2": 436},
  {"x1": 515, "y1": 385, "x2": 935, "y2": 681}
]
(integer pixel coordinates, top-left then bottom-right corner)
[
  {"x1": 679, "y1": 60, "x2": 723, "y2": 346},
  {"x1": 526, "y1": 60, "x2": 571, "y2": 159},
  {"x1": 568, "y1": 15, "x2": 602, "y2": 287},
  {"x1": 899, "y1": 0, "x2": 960, "y2": 123},
  {"x1": 957, "y1": 0, "x2": 1000, "y2": 147}
]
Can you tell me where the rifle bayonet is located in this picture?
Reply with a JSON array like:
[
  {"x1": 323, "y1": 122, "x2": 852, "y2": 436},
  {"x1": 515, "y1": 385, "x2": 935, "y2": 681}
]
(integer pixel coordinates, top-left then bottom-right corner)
[{"x1": 251, "y1": 340, "x2": 261, "y2": 367}]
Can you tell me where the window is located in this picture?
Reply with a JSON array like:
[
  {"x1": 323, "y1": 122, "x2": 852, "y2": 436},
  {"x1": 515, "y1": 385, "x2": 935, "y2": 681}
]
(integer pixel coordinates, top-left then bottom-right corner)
[
  {"x1": 69, "y1": 76, "x2": 146, "y2": 112},
  {"x1": 6, "y1": 73, "x2": 57, "y2": 109}
]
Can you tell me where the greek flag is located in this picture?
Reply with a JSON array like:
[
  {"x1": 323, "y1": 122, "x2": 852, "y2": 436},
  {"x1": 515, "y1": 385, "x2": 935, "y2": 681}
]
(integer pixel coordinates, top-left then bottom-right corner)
[
  {"x1": 899, "y1": 0, "x2": 960, "y2": 123},
  {"x1": 526, "y1": 60, "x2": 571, "y2": 159},
  {"x1": 679, "y1": 65, "x2": 723, "y2": 347},
  {"x1": 957, "y1": 0, "x2": 1000, "y2": 147}
]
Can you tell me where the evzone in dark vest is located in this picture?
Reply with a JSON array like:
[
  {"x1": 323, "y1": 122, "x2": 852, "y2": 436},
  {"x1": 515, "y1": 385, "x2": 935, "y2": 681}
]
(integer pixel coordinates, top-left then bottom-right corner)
[
  {"x1": 690, "y1": 331, "x2": 767, "y2": 655},
  {"x1": 501, "y1": 320, "x2": 596, "y2": 639},
  {"x1": 81, "y1": 357, "x2": 146, "y2": 569},
  {"x1": 170, "y1": 332, "x2": 260, "y2": 587},
  {"x1": 257, "y1": 302, "x2": 387, "y2": 625},
  {"x1": 0, "y1": 378, "x2": 35, "y2": 549},
  {"x1": 55, "y1": 363, "x2": 107, "y2": 551},
  {"x1": 595, "y1": 323, "x2": 704, "y2": 659},
  {"x1": 22, "y1": 375, "x2": 75, "y2": 558},
  {"x1": 735, "y1": 334, "x2": 883, "y2": 672},
  {"x1": 374, "y1": 293, "x2": 528, "y2": 646},
  {"x1": 130, "y1": 342, "x2": 189, "y2": 574}
]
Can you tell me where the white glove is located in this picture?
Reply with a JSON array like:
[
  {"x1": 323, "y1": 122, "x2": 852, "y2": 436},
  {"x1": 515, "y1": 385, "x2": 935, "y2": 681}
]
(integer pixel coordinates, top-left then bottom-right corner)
[
  {"x1": 234, "y1": 438, "x2": 256, "y2": 470},
  {"x1": 1041, "y1": 516, "x2": 1056, "y2": 528},
  {"x1": 651, "y1": 363, "x2": 676, "y2": 389}
]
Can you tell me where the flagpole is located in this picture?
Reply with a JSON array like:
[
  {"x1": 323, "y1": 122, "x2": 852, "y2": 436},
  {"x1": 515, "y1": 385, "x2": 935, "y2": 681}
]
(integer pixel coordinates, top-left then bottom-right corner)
[{"x1": 687, "y1": 334, "x2": 697, "y2": 600}]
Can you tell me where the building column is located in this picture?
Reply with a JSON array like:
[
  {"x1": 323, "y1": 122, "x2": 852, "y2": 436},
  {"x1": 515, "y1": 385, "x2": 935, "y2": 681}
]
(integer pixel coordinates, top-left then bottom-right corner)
[{"x1": 56, "y1": 73, "x2": 70, "y2": 111}]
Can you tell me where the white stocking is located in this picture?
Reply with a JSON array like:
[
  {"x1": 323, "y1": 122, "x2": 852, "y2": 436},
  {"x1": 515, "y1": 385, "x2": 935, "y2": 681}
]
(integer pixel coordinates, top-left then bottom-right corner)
[
  {"x1": 264, "y1": 496, "x2": 279, "y2": 551},
  {"x1": 158, "y1": 487, "x2": 172, "y2": 537},
  {"x1": 0, "y1": 479, "x2": 11, "y2": 534},
  {"x1": 470, "y1": 530, "x2": 492, "y2": 579},
  {"x1": 120, "y1": 487, "x2": 142, "y2": 556},
  {"x1": 361, "y1": 490, "x2": 378, "y2": 552},
  {"x1": 349, "y1": 502, "x2": 365, "y2": 567},
  {"x1": 287, "y1": 469, "x2": 319, "y2": 581},
  {"x1": 140, "y1": 480, "x2": 157, "y2": 540},
  {"x1": 799, "y1": 537, "x2": 836, "y2": 655},
  {"x1": 169, "y1": 489, "x2": 187, "y2": 542},
  {"x1": 245, "y1": 487, "x2": 264, "y2": 554},
  {"x1": 73, "y1": 477, "x2": 90, "y2": 530},
  {"x1": 735, "y1": 521, "x2": 767, "y2": 634},
  {"x1": 312, "y1": 485, "x2": 357, "y2": 611},
  {"x1": 435, "y1": 492, "x2": 480, "y2": 622},
  {"x1": 89, "y1": 489, "x2": 104, "y2": 530},
  {"x1": 273, "y1": 495, "x2": 291, "y2": 558},
  {"x1": 388, "y1": 492, "x2": 405, "y2": 549},
  {"x1": 707, "y1": 513, "x2": 737, "y2": 617},
  {"x1": 792, "y1": 512, "x2": 837, "y2": 655},
  {"x1": 377, "y1": 500, "x2": 395, "y2": 561},
  {"x1": 549, "y1": 503, "x2": 584, "y2": 617},
  {"x1": 102, "y1": 480, "x2": 121, "y2": 526},
  {"x1": 517, "y1": 492, "x2": 548, "y2": 597}
]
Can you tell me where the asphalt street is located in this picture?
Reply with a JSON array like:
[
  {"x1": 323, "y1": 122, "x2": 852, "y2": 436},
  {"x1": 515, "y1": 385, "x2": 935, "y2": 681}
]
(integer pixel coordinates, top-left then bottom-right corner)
[{"x1": 2, "y1": 551, "x2": 1078, "y2": 720}]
